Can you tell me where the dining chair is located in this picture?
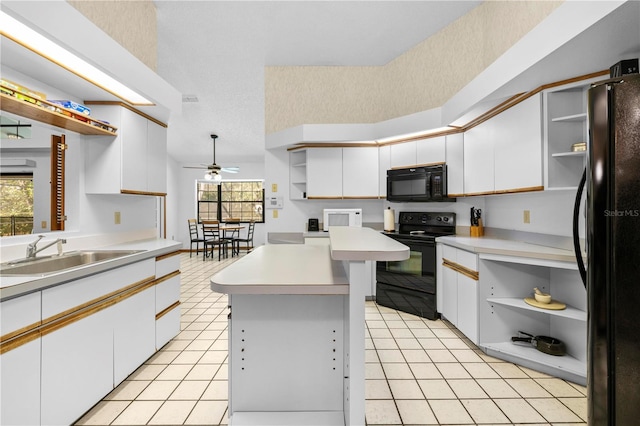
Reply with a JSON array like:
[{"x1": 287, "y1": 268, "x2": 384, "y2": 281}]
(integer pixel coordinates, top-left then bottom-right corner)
[
  {"x1": 233, "y1": 220, "x2": 255, "y2": 254},
  {"x1": 202, "y1": 220, "x2": 229, "y2": 261},
  {"x1": 188, "y1": 219, "x2": 207, "y2": 258},
  {"x1": 224, "y1": 218, "x2": 241, "y2": 256}
]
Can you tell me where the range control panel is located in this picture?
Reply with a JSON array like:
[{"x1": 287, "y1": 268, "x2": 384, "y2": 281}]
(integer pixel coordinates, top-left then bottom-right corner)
[{"x1": 398, "y1": 211, "x2": 456, "y2": 227}]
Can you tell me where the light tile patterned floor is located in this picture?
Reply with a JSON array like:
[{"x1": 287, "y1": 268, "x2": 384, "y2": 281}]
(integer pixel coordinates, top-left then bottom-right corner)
[{"x1": 76, "y1": 252, "x2": 587, "y2": 425}]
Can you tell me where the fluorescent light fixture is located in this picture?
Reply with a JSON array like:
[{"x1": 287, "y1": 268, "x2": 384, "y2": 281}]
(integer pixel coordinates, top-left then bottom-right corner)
[
  {"x1": 376, "y1": 126, "x2": 460, "y2": 144},
  {"x1": 0, "y1": 11, "x2": 153, "y2": 106}
]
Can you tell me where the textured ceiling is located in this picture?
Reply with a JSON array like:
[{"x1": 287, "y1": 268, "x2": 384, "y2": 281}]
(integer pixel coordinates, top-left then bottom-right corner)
[{"x1": 154, "y1": 1, "x2": 481, "y2": 166}]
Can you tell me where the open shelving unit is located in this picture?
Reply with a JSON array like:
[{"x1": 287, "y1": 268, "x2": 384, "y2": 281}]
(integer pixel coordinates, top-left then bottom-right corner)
[
  {"x1": 289, "y1": 149, "x2": 307, "y2": 200},
  {"x1": 543, "y1": 76, "x2": 609, "y2": 191},
  {"x1": 478, "y1": 256, "x2": 587, "y2": 385}
]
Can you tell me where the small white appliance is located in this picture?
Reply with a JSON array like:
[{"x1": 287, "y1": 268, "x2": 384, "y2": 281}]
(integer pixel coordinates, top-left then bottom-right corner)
[{"x1": 323, "y1": 208, "x2": 362, "y2": 231}]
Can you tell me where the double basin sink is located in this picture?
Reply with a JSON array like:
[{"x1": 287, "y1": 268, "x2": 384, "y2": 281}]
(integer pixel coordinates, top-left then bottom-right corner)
[{"x1": 0, "y1": 250, "x2": 143, "y2": 276}]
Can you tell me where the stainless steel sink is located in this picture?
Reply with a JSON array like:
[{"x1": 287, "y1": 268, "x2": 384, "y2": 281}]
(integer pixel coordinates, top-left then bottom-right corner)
[{"x1": 0, "y1": 250, "x2": 143, "y2": 276}]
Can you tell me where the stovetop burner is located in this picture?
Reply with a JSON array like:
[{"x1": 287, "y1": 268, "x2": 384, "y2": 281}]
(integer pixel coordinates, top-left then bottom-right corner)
[{"x1": 387, "y1": 211, "x2": 457, "y2": 240}]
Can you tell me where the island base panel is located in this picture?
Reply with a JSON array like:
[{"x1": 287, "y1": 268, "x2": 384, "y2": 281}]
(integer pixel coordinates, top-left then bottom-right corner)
[
  {"x1": 229, "y1": 294, "x2": 345, "y2": 414},
  {"x1": 229, "y1": 411, "x2": 345, "y2": 426}
]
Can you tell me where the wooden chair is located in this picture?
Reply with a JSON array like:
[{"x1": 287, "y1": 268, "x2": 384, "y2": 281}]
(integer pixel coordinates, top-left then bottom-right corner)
[
  {"x1": 224, "y1": 218, "x2": 241, "y2": 256},
  {"x1": 233, "y1": 220, "x2": 255, "y2": 254},
  {"x1": 188, "y1": 219, "x2": 206, "y2": 257},
  {"x1": 202, "y1": 220, "x2": 229, "y2": 261}
]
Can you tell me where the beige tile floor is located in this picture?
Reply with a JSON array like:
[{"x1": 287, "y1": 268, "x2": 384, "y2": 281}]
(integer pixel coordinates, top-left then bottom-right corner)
[{"x1": 76, "y1": 252, "x2": 587, "y2": 425}]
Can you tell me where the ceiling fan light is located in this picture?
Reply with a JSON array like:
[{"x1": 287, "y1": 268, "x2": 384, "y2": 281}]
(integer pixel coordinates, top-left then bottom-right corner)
[
  {"x1": 213, "y1": 173, "x2": 222, "y2": 182},
  {"x1": 204, "y1": 171, "x2": 213, "y2": 180}
]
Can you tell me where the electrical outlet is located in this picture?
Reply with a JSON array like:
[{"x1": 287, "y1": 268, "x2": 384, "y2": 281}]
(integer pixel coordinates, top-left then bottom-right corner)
[
  {"x1": 114, "y1": 211, "x2": 121, "y2": 225},
  {"x1": 272, "y1": 183, "x2": 278, "y2": 193},
  {"x1": 273, "y1": 210, "x2": 278, "y2": 219},
  {"x1": 41, "y1": 221, "x2": 47, "y2": 228},
  {"x1": 523, "y1": 210, "x2": 531, "y2": 224}
]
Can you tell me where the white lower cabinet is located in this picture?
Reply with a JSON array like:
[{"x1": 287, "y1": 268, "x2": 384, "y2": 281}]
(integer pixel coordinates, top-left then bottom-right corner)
[
  {"x1": 41, "y1": 306, "x2": 114, "y2": 426},
  {"x1": 113, "y1": 286, "x2": 156, "y2": 384},
  {"x1": 1, "y1": 338, "x2": 41, "y2": 426},
  {"x1": 0, "y1": 253, "x2": 182, "y2": 425},
  {"x1": 439, "y1": 244, "x2": 479, "y2": 344}
]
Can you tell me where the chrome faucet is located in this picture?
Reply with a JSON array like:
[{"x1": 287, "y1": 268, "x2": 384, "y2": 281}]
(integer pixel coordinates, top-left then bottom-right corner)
[{"x1": 26, "y1": 235, "x2": 67, "y2": 258}]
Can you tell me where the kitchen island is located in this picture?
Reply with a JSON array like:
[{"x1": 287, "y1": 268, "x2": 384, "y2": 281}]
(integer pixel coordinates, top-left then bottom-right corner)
[{"x1": 210, "y1": 227, "x2": 408, "y2": 426}]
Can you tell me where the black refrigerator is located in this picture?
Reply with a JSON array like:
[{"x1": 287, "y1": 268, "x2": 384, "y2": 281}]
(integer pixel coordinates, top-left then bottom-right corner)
[{"x1": 574, "y1": 72, "x2": 640, "y2": 425}]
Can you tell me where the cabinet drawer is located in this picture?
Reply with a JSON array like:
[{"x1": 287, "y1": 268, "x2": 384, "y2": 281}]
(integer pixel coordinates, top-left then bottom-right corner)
[
  {"x1": 456, "y1": 249, "x2": 478, "y2": 272},
  {"x1": 156, "y1": 274, "x2": 180, "y2": 314},
  {"x1": 1, "y1": 292, "x2": 41, "y2": 337},
  {"x1": 42, "y1": 259, "x2": 155, "y2": 321},
  {"x1": 442, "y1": 245, "x2": 457, "y2": 262},
  {"x1": 156, "y1": 251, "x2": 180, "y2": 278}
]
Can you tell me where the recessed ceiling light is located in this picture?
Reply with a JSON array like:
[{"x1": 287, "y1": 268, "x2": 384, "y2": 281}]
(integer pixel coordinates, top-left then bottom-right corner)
[{"x1": 0, "y1": 11, "x2": 154, "y2": 106}]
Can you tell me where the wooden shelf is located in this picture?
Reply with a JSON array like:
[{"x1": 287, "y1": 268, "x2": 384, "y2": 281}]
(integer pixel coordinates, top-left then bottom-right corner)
[
  {"x1": 0, "y1": 93, "x2": 117, "y2": 136},
  {"x1": 486, "y1": 297, "x2": 586, "y2": 321}
]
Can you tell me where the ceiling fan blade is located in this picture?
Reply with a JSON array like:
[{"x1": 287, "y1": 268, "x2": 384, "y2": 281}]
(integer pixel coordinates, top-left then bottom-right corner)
[
  {"x1": 221, "y1": 166, "x2": 240, "y2": 173},
  {"x1": 183, "y1": 165, "x2": 209, "y2": 169}
]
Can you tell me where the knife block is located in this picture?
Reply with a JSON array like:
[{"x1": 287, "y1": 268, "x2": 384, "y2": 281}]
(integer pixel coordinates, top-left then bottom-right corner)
[{"x1": 470, "y1": 220, "x2": 484, "y2": 237}]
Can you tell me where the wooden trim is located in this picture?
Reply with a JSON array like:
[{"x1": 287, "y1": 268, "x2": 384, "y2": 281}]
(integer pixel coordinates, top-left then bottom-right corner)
[
  {"x1": 40, "y1": 278, "x2": 156, "y2": 338},
  {"x1": 341, "y1": 196, "x2": 380, "y2": 200},
  {"x1": 41, "y1": 276, "x2": 155, "y2": 326},
  {"x1": 0, "y1": 321, "x2": 42, "y2": 344},
  {"x1": 0, "y1": 328, "x2": 41, "y2": 355},
  {"x1": 154, "y1": 270, "x2": 181, "y2": 285},
  {"x1": 307, "y1": 196, "x2": 344, "y2": 200},
  {"x1": 447, "y1": 193, "x2": 465, "y2": 198},
  {"x1": 156, "y1": 251, "x2": 181, "y2": 262},
  {"x1": 50, "y1": 134, "x2": 66, "y2": 231},
  {"x1": 156, "y1": 301, "x2": 181, "y2": 321},
  {"x1": 84, "y1": 101, "x2": 167, "y2": 128},
  {"x1": 390, "y1": 161, "x2": 445, "y2": 170},
  {"x1": 120, "y1": 189, "x2": 168, "y2": 197},
  {"x1": 494, "y1": 185, "x2": 544, "y2": 195},
  {"x1": 442, "y1": 259, "x2": 479, "y2": 281}
]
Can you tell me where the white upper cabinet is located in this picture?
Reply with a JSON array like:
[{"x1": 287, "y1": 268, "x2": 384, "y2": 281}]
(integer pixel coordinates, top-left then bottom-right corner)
[
  {"x1": 390, "y1": 141, "x2": 417, "y2": 168},
  {"x1": 306, "y1": 148, "x2": 343, "y2": 198},
  {"x1": 378, "y1": 145, "x2": 391, "y2": 198},
  {"x1": 464, "y1": 93, "x2": 543, "y2": 195},
  {"x1": 493, "y1": 93, "x2": 543, "y2": 192},
  {"x1": 464, "y1": 121, "x2": 495, "y2": 195},
  {"x1": 445, "y1": 133, "x2": 464, "y2": 196},
  {"x1": 416, "y1": 136, "x2": 446, "y2": 165},
  {"x1": 85, "y1": 105, "x2": 167, "y2": 195},
  {"x1": 342, "y1": 147, "x2": 379, "y2": 198}
]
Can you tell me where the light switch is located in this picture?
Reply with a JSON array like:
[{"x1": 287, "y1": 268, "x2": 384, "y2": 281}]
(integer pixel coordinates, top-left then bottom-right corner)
[
  {"x1": 523, "y1": 210, "x2": 530, "y2": 224},
  {"x1": 41, "y1": 221, "x2": 47, "y2": 228},
  {"x1": 273, "y1": 210, "x2": 278, "y2": 219},
  {"x1": 114, "y1": 211, "x2": 121, "y2": 225},
  {"x1": 272, "y1": 183, "x2": 278, "y2": 193}
]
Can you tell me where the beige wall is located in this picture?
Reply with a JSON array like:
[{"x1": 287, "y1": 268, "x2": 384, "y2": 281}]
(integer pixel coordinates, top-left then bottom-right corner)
[
  {"x1": 265, "y1": 1, "x2": 562, "y2": 134},
  {"x1": 68, "y1": 0, "x2": 157, "y2": 71}
]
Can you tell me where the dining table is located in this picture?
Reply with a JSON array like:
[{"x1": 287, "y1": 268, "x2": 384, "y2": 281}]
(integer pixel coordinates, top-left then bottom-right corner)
[{"x1": 220, "y1": 224, "x2": 245, "y2": 256}]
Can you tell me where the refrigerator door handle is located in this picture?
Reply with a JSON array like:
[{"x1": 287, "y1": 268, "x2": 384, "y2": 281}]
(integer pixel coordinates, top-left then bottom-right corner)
[{"x1": 573, "y1": 168, "x2": 587, "y2": 287}]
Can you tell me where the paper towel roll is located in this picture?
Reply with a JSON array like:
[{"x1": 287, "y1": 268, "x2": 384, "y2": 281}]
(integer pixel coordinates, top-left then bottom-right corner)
[{"x1": 384, "y1": 208, "x2": 395, "y2": 232}]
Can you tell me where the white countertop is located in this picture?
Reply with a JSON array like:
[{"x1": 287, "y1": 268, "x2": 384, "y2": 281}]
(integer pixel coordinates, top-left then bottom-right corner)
[
  {"x1": 328, "y1": 226, "x2": 409, "y2": 261},
  {"x1": 210, "y1": 244, "x2": 349, "y2": 295},
  {"x1": 0, "y1": 238, "x2": 181, "y2": 300},
  {"x1": 436, "y1": 235, "x2": 577, "y2": 263}
]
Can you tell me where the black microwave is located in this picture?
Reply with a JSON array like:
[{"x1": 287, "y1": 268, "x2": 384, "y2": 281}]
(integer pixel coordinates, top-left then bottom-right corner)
[{"x1": 386, "y1": 165, "x2": 454, "y2": 202}]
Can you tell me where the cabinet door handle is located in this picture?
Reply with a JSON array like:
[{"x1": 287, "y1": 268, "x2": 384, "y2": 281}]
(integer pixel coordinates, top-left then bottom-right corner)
[{"x1": 442, "y1": 259, "x2": 479, "y2": 281}]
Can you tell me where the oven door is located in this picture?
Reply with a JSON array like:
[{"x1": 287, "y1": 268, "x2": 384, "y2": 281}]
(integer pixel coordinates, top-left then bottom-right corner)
[{"x1": 376, "y1": 236, "x2": 438, "y2": 319}]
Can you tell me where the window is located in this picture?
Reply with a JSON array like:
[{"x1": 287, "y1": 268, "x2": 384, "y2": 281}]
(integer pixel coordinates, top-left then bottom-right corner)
[
  {"x1": 0, "y1": 173, "x2": 34, "y2": 236},
  {"x1": 197, "y1": 180, "x2": 264, "y2": 223}
]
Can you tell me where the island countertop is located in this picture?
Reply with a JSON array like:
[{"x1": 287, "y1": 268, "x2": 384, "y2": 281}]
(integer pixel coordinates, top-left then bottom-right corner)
[
  {"x1": 210, "y1": 244, "x2": 349, "y2": 295},
  {"x1": 328, "y1": 226, "x2": 409, "y2": 261}
]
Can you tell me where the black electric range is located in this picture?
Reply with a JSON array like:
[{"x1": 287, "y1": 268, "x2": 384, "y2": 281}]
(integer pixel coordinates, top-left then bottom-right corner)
[{"x1": 376, "y1": 211, "x2": 456, "y2": 320}]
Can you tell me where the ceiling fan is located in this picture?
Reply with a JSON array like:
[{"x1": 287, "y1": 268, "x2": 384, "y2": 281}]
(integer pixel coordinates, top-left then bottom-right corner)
[{"x1": 184, "y1": 134, "x2": 240, "y2": 181}]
